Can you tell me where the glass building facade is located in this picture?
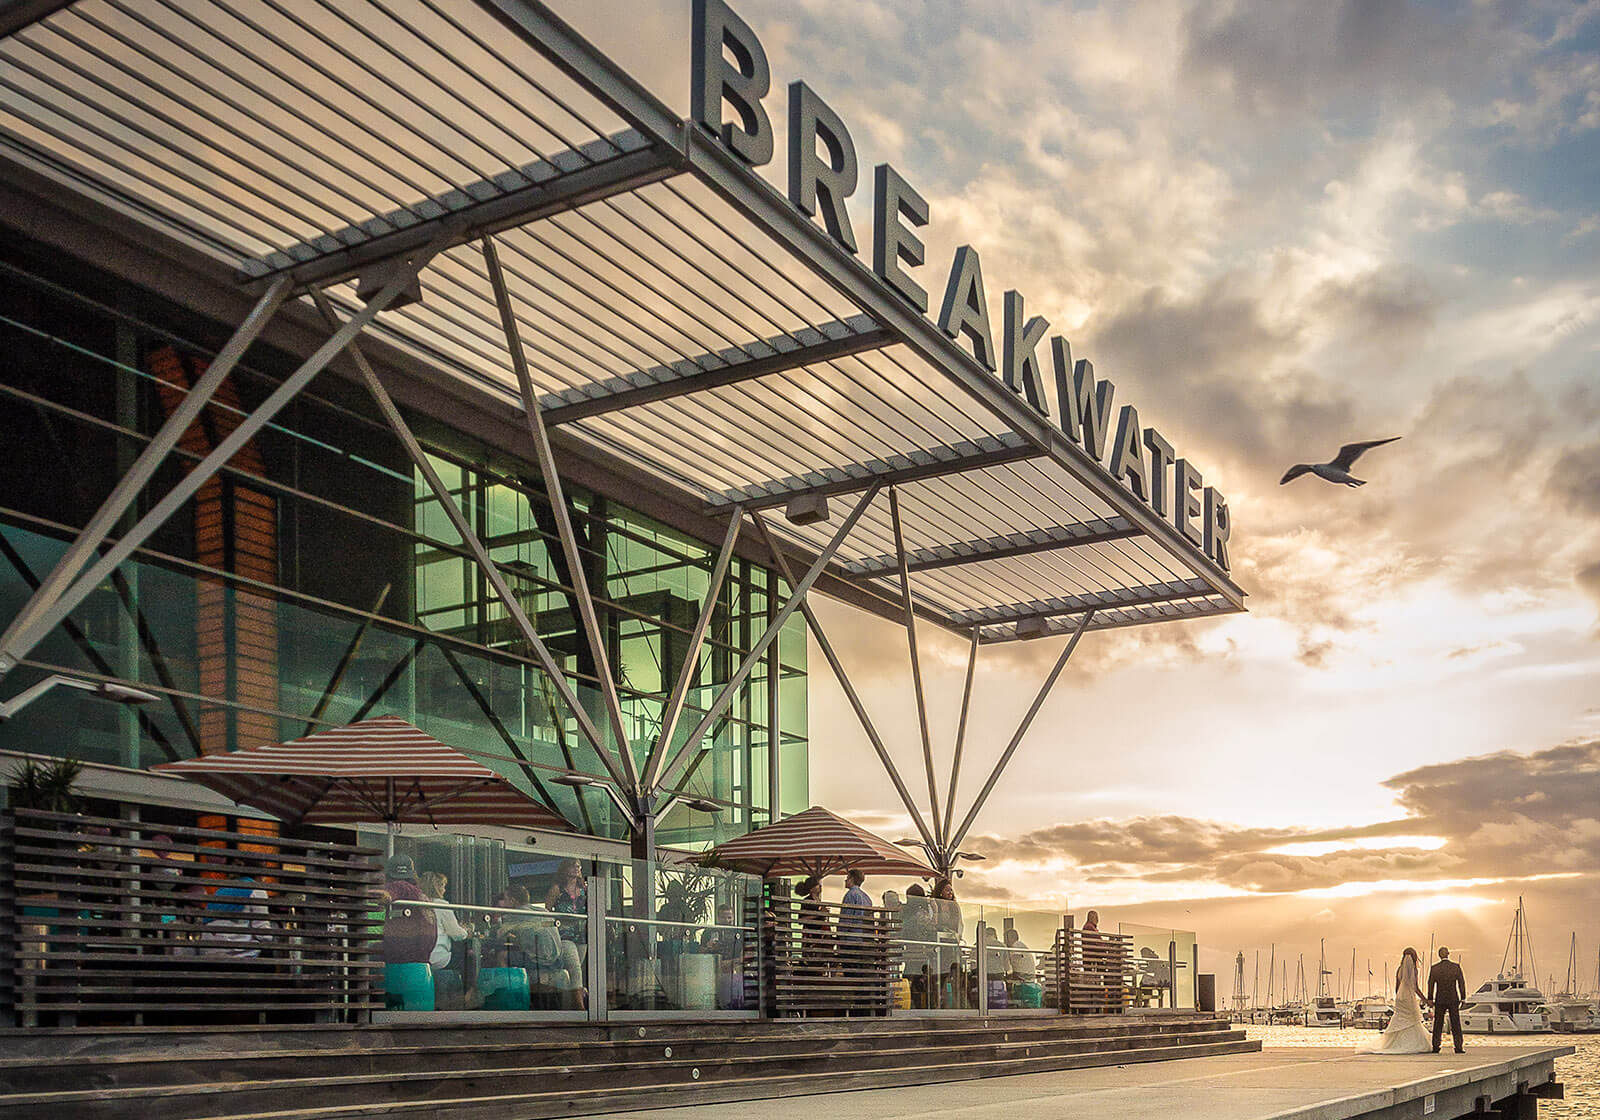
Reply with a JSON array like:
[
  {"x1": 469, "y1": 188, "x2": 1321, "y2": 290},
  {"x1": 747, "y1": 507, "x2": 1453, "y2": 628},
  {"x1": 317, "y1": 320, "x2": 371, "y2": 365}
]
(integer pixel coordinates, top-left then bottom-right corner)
[{"x1": 0, "y1": 235, "x2": 807, "y2": 849}]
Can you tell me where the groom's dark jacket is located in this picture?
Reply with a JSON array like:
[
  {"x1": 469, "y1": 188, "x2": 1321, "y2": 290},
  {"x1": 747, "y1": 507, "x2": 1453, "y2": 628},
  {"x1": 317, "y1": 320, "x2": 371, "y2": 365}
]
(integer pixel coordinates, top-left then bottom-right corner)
[{"x1": 1427, "y1": 960, "x2": 1467, "y2": 1007}]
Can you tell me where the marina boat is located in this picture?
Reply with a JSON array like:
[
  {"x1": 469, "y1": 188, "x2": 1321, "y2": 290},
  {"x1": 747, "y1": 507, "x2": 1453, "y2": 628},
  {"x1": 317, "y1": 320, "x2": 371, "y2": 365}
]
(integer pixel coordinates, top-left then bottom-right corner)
[
  {"x1": 1462, "y1": 897, "x2": 1553, "y2": 1035},
  {"x1": 1463, "y1": 977, "x2": 1553, "y2": 1034},
  {"x1": 1539, "y1": 933, "x2": 1599, "y2": 1033},
  {"x1": 1305, "y1": 941, "x2": 1343, "y2": 1026},
  {"x1": 1353, "y1": 995, "x2": 1393, "y2": 1030},
  {"x1": 1540, "y1": 998, "x2": 1596, "y2": 1033},
  {"x1": 1305, "y1": 995, "x2": 1343, "y2": 1027}
]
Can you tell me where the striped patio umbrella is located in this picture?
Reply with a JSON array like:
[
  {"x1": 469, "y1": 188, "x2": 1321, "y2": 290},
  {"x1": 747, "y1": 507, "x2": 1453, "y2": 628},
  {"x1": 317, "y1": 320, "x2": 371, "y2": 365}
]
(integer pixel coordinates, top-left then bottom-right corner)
[
  {"x1": 153, "y1": 715, "x2": 571, "y2": 837},
  {"x1": 698, "y1": 805, "x2": 936, "y2": 879}
]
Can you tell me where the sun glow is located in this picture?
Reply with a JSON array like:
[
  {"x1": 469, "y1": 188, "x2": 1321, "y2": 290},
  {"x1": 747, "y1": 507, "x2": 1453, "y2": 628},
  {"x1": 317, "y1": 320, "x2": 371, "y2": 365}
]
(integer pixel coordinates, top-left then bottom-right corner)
[
  {"x1": 1399, "y1": 893, "x2": 1499, "y2": 916},
  {"x1": 1297, "y1": 872, "x2": 1584, "y2": 899},
  {"x1": 1265, "y1": 835, "x2": 1449, "y2": 857}
]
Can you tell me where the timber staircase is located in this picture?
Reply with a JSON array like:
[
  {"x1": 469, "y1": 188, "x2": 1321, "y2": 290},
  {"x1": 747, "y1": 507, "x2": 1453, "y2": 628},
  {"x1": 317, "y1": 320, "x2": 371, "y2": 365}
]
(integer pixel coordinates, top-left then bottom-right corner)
[{"x1": 0, "y1": 1012, "x2": 1258, "y2": 1119}]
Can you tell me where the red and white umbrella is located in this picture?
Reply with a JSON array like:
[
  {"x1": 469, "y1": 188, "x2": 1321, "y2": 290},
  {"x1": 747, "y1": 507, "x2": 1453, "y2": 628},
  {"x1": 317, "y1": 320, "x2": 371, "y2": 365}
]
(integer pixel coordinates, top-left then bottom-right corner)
[
  {"x1": 699, "y1": 805, "x2": 936, "y2": 879},
  {"x1": 154, "y1": 715, "x2": 571, "y2": 835}
]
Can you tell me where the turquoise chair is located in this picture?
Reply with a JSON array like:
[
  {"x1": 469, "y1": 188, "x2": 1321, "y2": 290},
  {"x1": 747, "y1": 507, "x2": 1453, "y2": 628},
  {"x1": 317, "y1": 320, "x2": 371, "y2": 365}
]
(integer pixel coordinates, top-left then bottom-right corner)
[
  {"x1": 1014, "y1": 980, "x2": 1045, "y2": 1008},
  {"x1": 384, "y1": 961, "x2": 435, "y2": 1011},
  {"x1": 478, "y1": 966, "x2": 531, "y2": 1011}
]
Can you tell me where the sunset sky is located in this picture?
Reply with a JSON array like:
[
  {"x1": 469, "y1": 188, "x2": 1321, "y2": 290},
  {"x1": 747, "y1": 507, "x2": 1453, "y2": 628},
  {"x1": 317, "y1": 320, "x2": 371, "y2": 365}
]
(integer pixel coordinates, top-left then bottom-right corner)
[
  {"x1": 560, "y1": 0, "x2": 1600, "y2": 998},
  {"x1": 5, "y1": 0, "x2": 1600, "y2": 1005},
  {"x1": 562, "y1": 0, "x2": 1600, "y2": 991}
]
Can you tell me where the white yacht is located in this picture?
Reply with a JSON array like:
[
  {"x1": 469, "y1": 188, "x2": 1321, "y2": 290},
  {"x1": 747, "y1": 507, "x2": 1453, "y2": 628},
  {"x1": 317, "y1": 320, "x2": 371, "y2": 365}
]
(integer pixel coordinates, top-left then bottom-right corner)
[
  {"x1": 1463, "y1": 977, "x2": 1553, "y2": 1033},
  {"x1": 1353, "y1": 995, "x2": 1393, "y2": 1030},
  {"x1": 1305, "y1": 941, "x2": 1343, "y2": 1026},
  {"x1": 1540, "y1": 998, "x2": 1595, "y2": 1033},
  {"x1": 1305, "y1": 995, "x2": 1343, "y2": 1027},
  {"x1": 1462, "y1": 897, "x2": 1553, "y2": 1035},
  {"x1": 1540, "y1": 933, "x2": 1599, "y2": 1033}
]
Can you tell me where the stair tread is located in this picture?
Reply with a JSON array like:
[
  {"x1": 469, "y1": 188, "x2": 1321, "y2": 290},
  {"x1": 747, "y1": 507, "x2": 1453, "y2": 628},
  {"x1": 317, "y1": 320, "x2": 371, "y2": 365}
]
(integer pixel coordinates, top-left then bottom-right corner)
[
  {"x1": 0, "y1": 1018, "x2": 1231, "y2": 1069},
  {"x1": 0, "y1": 1029, "x2": 1248, "y2": 1104},
  {"x1": 193, "y1": 1039, "x2": 1262, "y2": 1120}
]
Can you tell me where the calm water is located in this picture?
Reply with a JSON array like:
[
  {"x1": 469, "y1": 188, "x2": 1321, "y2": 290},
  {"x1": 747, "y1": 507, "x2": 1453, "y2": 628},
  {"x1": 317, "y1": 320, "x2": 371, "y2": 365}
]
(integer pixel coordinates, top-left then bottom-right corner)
[{"x1": 1244, "y1": 1023, "x2": 1599, "y2": 1119}]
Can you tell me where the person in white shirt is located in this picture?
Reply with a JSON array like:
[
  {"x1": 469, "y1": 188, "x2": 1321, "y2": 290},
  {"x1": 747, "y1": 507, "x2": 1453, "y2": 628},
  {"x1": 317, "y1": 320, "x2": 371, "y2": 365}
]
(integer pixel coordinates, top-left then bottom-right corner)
[
  {"x1": 419, "y1": 871, "x2": 470, "y2": 970},
  {"x1": 1005, "y1": 928, "x2": 1037, "y2": 979}
]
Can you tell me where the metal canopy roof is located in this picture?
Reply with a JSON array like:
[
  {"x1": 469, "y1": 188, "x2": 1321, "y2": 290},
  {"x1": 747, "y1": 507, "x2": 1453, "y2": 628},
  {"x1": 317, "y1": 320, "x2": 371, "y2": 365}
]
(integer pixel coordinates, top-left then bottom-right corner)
[{"x1": 0, "y1": 0, "x2": 1246, "y2": 644}]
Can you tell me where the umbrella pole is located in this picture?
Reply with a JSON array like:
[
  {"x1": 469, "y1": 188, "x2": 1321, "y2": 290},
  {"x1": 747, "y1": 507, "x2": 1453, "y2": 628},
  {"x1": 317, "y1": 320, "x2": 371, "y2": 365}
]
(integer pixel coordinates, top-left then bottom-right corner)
[{"x1": 385, "y1": 777, "x2": 397, "y2": 857}]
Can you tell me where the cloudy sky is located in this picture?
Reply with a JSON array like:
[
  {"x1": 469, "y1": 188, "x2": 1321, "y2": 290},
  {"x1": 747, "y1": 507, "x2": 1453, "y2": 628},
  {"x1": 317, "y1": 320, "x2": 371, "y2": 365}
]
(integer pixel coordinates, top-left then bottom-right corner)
[{"x1": 557, "y1": 0, "x2": 1600, "y2": 991}]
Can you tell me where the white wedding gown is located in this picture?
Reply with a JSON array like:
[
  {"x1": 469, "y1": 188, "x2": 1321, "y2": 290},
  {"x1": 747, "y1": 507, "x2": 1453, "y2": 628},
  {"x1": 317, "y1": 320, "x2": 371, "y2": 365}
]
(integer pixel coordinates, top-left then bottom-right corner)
[{"x1": 1359, "y1": 955, "x2": 1432, "y2": 1054}]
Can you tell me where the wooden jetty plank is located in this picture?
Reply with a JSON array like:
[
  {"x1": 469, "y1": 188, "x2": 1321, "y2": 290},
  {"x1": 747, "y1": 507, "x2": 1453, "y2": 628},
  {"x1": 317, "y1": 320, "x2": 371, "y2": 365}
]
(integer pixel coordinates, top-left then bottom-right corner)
[{"x1": 594, "y1": 1045, "x2": 1573, "y2": 1120}]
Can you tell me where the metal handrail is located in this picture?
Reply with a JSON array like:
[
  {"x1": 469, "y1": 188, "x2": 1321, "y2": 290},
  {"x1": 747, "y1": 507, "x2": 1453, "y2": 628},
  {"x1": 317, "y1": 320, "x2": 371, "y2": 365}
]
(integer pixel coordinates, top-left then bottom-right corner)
[
  {"x1": 391, "y1": 898, "x2": 584, "y2": 921},
  {"x1": 604, "y1": 914, "x2": 753, "y2": 933}
]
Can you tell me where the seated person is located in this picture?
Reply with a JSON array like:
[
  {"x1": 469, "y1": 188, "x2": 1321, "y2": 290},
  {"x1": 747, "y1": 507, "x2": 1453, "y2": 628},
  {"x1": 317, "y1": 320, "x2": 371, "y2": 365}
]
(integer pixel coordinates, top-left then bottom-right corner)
[
  {"x1": 699, "y1": 904, "x2": 745, "y2": 963},
  {"x1": 419, "y1": 871, "x2": 471, "y2": 971},
  {"x1": 543, "y1": 858, "x2": 588, "y2": 959},
  {"x1": 899, "y1": 884, "x2": 936, "y2": 1007},
  {"x1": 203, "y1": 872, "x2": 271, "y2": 958},
  {"x1": 484, "y1": 884, "x2": 583, "y2": 1003},
  {"x1": 1005, "y1": 929, "x2": 1037, "y2": 980},
  {"x1": 381, "y1": 855, "x2": 437, "y2": 965}
]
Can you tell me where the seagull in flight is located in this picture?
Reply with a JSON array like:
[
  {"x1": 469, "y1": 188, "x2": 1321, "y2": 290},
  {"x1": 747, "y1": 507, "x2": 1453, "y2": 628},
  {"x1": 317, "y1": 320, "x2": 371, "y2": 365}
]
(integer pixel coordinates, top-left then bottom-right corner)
[{"x1": 1280, "y1": 437, "x2": 1401, "y2": 487}]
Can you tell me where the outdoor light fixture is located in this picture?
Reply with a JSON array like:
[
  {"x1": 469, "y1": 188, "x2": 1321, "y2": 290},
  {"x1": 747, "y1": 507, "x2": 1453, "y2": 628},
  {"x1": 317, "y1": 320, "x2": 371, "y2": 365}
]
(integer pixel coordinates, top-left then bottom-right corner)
[
  {"x1": 954, "y1": 851, "x2": 986, "y2": 862},
  {"x1": 549, "y1": 772, "x2": 633, "y2": 821},
  {"x1": 1013, "y1": 617, "x2": 1048, "y2": 640},
  {"x1": 549, "y1": 772, "x2": 722, "y2": 822},
  {"x1": 0, "y1": 674, "x2": 158, "y2": 721},
  {"x1": 783, "y1": 493, "x2": 829, "y2": 526},
  {"x1": 662, "y1": 793, "x2": 723, "y2": 815}
]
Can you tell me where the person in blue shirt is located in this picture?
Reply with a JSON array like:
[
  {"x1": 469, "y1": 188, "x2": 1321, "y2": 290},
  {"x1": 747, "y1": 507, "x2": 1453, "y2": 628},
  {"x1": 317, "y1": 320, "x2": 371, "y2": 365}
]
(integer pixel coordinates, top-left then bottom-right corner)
[{"x1": 840, "y1": 869, "x2": 872, "y2": 939}]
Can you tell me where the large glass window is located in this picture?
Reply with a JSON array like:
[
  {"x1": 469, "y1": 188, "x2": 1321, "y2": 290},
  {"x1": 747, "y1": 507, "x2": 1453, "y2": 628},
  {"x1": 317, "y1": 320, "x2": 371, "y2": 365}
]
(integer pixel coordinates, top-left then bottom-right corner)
[{"x1": 0, "y1": 240, "x2": 806, "y2": 846}]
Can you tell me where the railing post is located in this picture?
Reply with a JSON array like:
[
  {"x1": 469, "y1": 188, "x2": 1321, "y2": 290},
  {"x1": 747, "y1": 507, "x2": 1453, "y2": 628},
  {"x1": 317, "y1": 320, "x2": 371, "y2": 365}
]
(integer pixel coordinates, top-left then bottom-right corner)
[
  {"x1": 1169, "y1": 939, "x2": 1178, "y2": 1010},
  {"x1": 1063, "y1": 914, "x2": 1075, "y2": 1014},
  {"x1": 587, "y1": 871, "x2": 607, "y2": 1021},
  {"x1": 749, "y1": 880, "x2": 764, "y2": 1019},
  {"x1": 977, "y1": 919, "x2": 988, "y2": 1015}
]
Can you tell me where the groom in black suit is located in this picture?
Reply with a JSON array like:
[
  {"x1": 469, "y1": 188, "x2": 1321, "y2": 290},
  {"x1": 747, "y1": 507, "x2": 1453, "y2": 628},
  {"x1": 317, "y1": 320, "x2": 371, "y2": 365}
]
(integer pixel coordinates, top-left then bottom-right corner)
[{"x1": 1428, "y1": 947, "x2": 1467, "y2": 1053}]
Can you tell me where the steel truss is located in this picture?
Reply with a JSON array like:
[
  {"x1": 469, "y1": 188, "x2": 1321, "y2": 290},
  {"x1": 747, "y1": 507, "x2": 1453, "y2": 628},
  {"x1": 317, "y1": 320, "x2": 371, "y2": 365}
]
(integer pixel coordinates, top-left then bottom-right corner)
[{"x1": 0, "y1": 0, "x2": 1250, "y2": 859}]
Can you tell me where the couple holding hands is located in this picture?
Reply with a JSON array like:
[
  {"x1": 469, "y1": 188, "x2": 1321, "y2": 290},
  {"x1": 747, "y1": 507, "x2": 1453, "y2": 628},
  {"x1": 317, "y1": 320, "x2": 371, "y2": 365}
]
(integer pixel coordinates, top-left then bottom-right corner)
[{"x1": 1361, "y1": 946, "x2": 1468, "y2": 1055}]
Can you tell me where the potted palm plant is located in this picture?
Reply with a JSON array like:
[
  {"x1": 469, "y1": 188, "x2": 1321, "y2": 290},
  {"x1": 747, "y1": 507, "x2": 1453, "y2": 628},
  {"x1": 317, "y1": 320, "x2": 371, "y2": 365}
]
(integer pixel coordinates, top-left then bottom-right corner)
[{"x1": 7, "y1": 755, "x2": 84, "y2": 815}]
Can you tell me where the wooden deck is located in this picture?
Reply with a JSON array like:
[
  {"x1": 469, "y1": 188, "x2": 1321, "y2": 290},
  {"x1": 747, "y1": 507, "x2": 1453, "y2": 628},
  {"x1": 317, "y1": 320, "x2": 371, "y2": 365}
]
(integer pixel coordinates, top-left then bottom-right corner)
[{"x1": 598, "y1": 1045, "x2": 1573, "y2": 1120}]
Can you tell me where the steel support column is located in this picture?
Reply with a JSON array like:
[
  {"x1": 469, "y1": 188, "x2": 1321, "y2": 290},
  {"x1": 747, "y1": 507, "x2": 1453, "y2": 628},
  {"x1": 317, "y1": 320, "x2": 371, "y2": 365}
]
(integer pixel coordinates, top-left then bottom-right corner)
[
  {"x1": 889, "y1": 487, "x2": 942, "y2": 844},
  {"x1": 751, "y1": 512, "x2": 938, "y2": 852},
  {"x1": 0, "y1": 275, "x2": 291, "y2": 680},
  {"x1": 942, "y1": 629, "x2": 979, "y2": 842},
  {"x1": 655, "y1": 485, "x2": 881, "y2": 792},
  {"x1": 949, "y1": 610, "x2": 1094, "y2": 851},
  {"x1": 0, "y1": 258, "x2": 430, "y2": 683},
  {"x1": 311, "y1": 288, "x2": 637, "y2": 805},
  {"x1": 641, "y1": 510, "x2": 741, "y2": 791},
  {"x1": 483, "y1": 235, "x2": 640, "y2": 794}
]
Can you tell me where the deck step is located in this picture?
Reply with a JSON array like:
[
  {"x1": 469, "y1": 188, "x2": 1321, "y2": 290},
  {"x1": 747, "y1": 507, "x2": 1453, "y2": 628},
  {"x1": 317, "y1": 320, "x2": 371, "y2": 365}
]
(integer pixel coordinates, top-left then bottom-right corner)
[
  {"x1": 0, "y1": 1016, "x2": 1235, "y2": 1089},
  {"x1": 198, "y1": 1037, "x2": 1263, "y2": 1120},
  {"x1": 0, "y1": 1014, "x2": 1255, "y2": 1120}
]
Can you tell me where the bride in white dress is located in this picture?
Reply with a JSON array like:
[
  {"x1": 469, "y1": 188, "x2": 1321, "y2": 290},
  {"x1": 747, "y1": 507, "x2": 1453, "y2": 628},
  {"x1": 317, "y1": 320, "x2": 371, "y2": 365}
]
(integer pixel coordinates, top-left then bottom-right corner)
[{"x1": 1359, "y1": 947, "x2": 1432, "y2": 1054}]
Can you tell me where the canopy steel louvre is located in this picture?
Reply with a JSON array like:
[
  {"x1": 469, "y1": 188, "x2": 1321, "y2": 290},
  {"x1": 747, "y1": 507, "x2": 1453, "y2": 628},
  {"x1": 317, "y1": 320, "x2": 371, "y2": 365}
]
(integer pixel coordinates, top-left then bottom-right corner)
[
  {"x1": 0, "y1": 0, "x2": 1244, "y2": 648},
  {"x1": 0, "y1": 0, "x2": 1251, "y2": 861}
]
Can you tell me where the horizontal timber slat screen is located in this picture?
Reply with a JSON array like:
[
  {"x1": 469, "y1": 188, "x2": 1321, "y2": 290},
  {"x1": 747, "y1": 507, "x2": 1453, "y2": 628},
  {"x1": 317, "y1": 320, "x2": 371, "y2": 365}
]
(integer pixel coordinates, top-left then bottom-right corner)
[
  {"x1": 764, "y1": 897, "x2": 898, "y2": 1016},
  {"x1": 1054, "y1": 923, "x2": 1132, "y2": 1014},
  {"x1": 2, "y1": 807, "x2": 383, "y2": 1027}
]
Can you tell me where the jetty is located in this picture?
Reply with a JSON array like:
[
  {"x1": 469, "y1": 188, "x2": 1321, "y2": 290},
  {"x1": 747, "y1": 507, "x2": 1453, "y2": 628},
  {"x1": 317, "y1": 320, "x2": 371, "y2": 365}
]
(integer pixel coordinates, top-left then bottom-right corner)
[{"x1": 605, "y1": 1045, "x2": 1573, "y2": 1120}]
